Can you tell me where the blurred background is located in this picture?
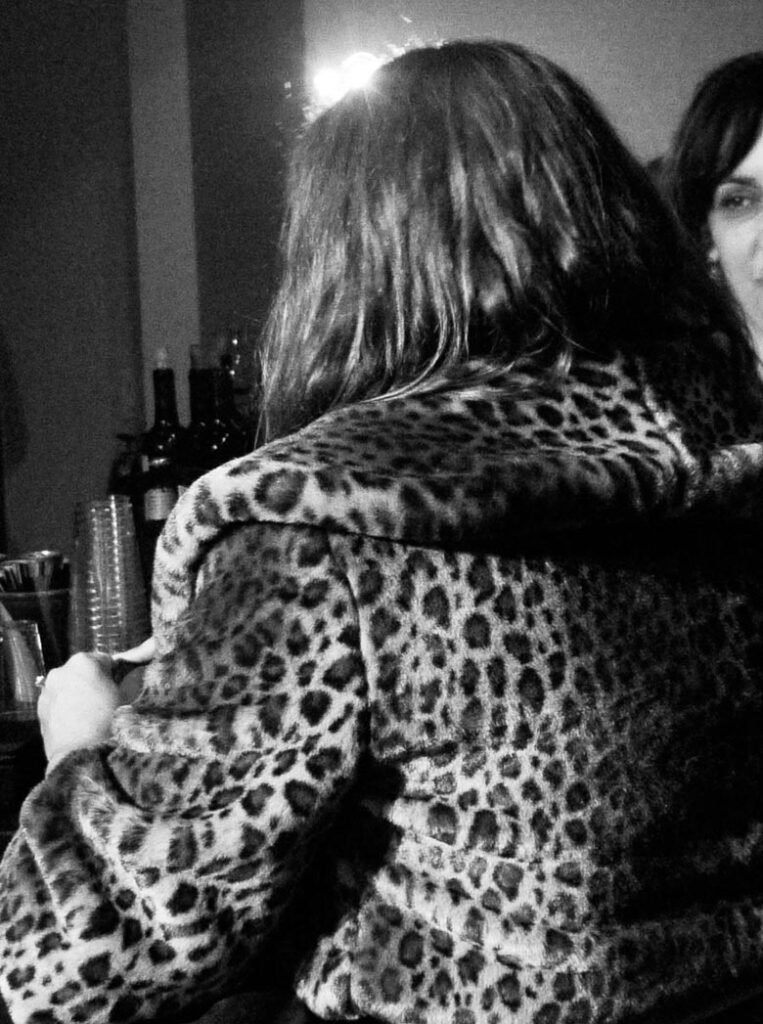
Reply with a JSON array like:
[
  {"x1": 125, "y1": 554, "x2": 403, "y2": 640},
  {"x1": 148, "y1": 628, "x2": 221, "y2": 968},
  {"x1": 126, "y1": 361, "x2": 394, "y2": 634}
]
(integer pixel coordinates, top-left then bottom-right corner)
[{"x1": 1, "y1": 0, "x2": 762, "y2": 557}]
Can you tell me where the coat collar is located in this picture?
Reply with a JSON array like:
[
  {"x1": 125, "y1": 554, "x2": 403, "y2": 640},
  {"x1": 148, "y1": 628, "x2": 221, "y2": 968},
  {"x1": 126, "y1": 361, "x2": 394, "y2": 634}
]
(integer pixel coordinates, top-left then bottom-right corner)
[{"x1": 152, "y1": 342, "x2": 763, "y2": 646}]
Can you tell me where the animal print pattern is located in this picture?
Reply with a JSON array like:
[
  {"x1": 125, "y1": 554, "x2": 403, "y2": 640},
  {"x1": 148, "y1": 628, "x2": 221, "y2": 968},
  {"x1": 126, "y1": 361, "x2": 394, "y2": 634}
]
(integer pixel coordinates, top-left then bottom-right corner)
[{"x1": 2, "y1": 338, "x2": 763, "y2": 1024}]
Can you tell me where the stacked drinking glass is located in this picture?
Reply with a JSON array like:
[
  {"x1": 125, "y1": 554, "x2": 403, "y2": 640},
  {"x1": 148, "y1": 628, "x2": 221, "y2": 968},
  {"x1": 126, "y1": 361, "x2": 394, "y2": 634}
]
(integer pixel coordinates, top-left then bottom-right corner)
[{"x1": 69, "y1": 496, "x2": 150, "y2": 654}]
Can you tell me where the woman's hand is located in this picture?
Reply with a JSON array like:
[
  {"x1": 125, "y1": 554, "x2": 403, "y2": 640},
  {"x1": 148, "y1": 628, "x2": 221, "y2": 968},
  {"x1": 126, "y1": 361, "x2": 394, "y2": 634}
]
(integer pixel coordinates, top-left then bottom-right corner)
[
  {"x1": 113, "y1": 636, "x2": 156, "y2": 665},
  {"x1": 38, "y1": 652, "x2": 123, "y2": 773},
  {"x1": 112, "y1": 635, "x2": 156, "y2": 703}
]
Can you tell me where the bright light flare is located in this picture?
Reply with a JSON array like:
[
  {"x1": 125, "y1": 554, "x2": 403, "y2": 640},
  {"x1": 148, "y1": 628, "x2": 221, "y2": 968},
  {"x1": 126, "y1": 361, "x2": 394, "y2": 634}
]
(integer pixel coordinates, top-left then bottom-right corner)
[
  {"x1": 313, "y1": 67, "x2": 344, "y2": 107},
  {"x1": 312, "y1": 51, "x2": 384, "y2": 108}
]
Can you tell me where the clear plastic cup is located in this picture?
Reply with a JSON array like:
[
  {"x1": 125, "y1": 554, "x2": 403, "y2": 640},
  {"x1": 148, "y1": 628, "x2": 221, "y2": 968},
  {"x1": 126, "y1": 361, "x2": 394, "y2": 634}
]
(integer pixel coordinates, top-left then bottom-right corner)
[{"x1": 69, "y1": 496, "x2": 150, "y2": 654}]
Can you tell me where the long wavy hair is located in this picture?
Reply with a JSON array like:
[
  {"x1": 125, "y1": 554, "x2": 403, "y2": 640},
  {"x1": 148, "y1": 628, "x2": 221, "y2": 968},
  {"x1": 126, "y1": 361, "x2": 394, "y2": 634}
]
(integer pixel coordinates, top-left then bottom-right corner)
[
  {"x1": 257, "y1": 39, "x2": 748, "y2": 442},
  {"x1": 662, "y1": 51, "x2": 763, "y2": 248}
]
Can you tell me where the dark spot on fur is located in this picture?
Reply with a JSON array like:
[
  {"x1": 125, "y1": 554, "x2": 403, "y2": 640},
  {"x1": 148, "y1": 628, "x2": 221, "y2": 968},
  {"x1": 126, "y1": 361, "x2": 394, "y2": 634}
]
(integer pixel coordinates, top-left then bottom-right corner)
[
  {"x1": 422, "y1": 586, "x2": 451, "y2": 628},
  {"x1": 117, "y1": 821, "x2": 150, "y2": 857},
  {"x1": 300, "y1": 690, "x2": 331, "y2": 724},
  {"x1": 467, "y1": 810, "x2": 498, "y2": 851},
  {"x1": 323, "y1": 653, "x2": 363, "y2": 690},
  {"x1": 122, "y1": 918, "x2": 142, "y2": 947},
  {"x1": 504, "y1": 631, "x2": 532, "y2": 664},
  {"x1": 532, "y1": 1003, "x2": 562, "y2": 1024},
  {"x1": 371, "y1": 607, "x2": 401, "y2": 648},
  {"x1": 6, "y1": 965, "x2": 35, "y2": 990},
  {"x1": 494, "y1": 586, "x2": 518, "y2": 622},
  {"x1": 380, "y1": 966, "x2": 403, "y2": 1003},
  {"x1": 297, "y1": 534, "x2": 328, "y2": 566},
  {"x1": 543, "y1": 759, "x2": 565, "y2": 790},
  {"x1": 285, "y1": 779, "x2": 319, "y2": 816},
  {"x1": 566, "y1": 782, "x2": 590, "y2": 812},
  {"x1": 301, "y1": 579, "x2": 330, "y2": 609},
  {"x1": 432, "y1": 968, "x2": 454, "y2": 1005},
  {"x1": 497, "y1": 973, "x2": 522, "y2": 1009},
  {"x1": 79, "y1": 953, "x2": 111, "y2": 987},
  {"x1": 493, "y1": 861, "x2": 524, "y2": 899},
  {"x1": 260, "y1": 693, "x2": 289, "y2": 736},
  {"x1": 225, "y1": 490, "x2": 251, "y2": 520},
  {"x1": 428, "y1": 803, "x2": 458, "y2": 844},
  {"x1": 261, "y1": 653, "x2": 286, "y2": 683},
  {"x1": 6, "y1": 913, "x2": 34, "y2": 942},
  {"x1": 518, "y1": 667, "x2": 545, "y2": 713},
  {"x1": 544, "y1": 928, "x2": 575, "y2": 965},
  {"x1": 431, "y1": 929, "x2": 454, "y2": 956},
  {"x1": 254, "y1": 469, "x2": 307, "y2": 514},
  {"x1": 51, "y1": 981, "x2": 82, "y2": 1005},
  {"x1": 167, "y1": 825, "x2": 198, "y2": 872},
  {"x1": 148, "y1": 940, "x2": 176, "y2": 964},
  {"x1": 167, "y1": 882, "x2": 198, "y2": 915},
  {"x1": 38, "y1": 932, "x2": 64, "y2": 956},
  {"x1": 467, "y1": 559, "x2": 495, "y2": 603},
  {"x1": 548, "y1": 650, "x2": 566, "y2": 689},
  {"x1": 536, "y1": 403, "x2": 564, "y2": 428},
  {"x1": 530, "y1": 808, "x2": 553, "y2": 845},
  {"x1": 274, "y1": 748, "x2": 298, "y2": 774},
  {"x1": 233, "y1": 633, "x2": 262, "y2": 668},
  {"x1": 358, "y1": 565, "x2": 385, "y2": 604},
  {"x1": 555, "y1": 862, "x2": 583, "y2": 887},
  {"x1": 565, "y1": 819, "x2": 588, "y2": 846},
  {"x1": 306, "y1": 748, "x2": 342, "y2": 780},
  {"x1": 399, "y1": 931, "x2": 424, "y2": 967},
  {"x1": 240, "y1": 824, "x2": 267, "y2": 859},
  {"x1": 523, "y1": 581, "x2": 544, "y2": 606},
  {"x1": 552, "y1": 970, "x2": 576, "y2": 1001},
  {"x1": 192, "y1": 483, "x2": 225, "y2": 530},
  {"x1": 81, "y1": 902, "x2": 120, "y2": 940},
  {"x1": 465, "y1": 613, "x2": 490, "y2": 648},
  {"x1": 457, "y1": 949, "x2": 486, "y2": 985}
]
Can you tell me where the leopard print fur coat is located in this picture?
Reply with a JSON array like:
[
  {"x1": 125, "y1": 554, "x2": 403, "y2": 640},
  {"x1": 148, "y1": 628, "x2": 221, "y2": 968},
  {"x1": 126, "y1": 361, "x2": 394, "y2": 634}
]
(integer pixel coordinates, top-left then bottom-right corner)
[{"x1": 3, "y1": 338, "x2": 763, "y2": 1024}]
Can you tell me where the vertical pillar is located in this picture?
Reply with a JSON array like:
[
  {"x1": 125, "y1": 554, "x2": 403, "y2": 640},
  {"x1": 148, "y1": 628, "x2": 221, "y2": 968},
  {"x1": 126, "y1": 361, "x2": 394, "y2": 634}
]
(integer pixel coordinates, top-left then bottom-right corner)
[{"x1": 127, "y1": 0, "x2": 198, "y2": 424}]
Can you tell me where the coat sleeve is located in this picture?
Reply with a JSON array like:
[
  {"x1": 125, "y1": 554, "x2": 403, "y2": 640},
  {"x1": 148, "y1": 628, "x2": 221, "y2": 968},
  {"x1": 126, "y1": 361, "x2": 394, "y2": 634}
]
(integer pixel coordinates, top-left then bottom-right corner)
[{"x1": 0, "y1": 523, "x2": 367, "y2": 1024}]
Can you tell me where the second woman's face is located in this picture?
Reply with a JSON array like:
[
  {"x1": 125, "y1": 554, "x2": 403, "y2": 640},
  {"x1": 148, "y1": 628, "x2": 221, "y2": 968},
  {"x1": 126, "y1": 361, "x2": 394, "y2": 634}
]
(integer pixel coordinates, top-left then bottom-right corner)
[{"x1": 708, "y1": 129, "x2": 763, "y2": 353}]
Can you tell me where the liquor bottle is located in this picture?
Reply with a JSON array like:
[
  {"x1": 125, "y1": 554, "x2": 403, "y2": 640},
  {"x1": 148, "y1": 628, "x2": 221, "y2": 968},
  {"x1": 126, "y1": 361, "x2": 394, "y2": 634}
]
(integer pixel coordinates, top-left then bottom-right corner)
[
  {"x1": 220, "y1": 323, "x2": 253, "y2": 420},
  {"x1": 217, "y1": 325, "x2": 257, "y2": 452},
  {"x1": 138, "y1": 348, "x2": 185, "y2": 582},
  {"x1": 178, "y1": 344, "x2": 209, "y2": 487},
  {"x1": 193, "y1": 367, "x2": 242, "y2": 470},
  {"x1": 220, "y1": 361, "x2": 251, "y2": 458},
  {"x1": 107, "y1": 433, "x2": 142, "y2": 510}
]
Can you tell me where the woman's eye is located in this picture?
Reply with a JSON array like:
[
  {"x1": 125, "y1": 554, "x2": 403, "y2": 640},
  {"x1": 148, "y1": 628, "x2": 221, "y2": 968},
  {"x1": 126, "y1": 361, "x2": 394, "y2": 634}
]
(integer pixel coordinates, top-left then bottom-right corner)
[{"x1": 713, "y1": 184, "x2": 762, "y2": 217}]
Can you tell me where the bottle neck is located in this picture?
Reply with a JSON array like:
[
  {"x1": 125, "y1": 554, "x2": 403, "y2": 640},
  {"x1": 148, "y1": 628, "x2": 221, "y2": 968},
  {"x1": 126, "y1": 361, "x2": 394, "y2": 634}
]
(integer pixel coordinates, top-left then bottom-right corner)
[
  {"x1": 220, "y1": 369, "x2": 238, "y2": 416},
  {"x1": 189, "y1": 366, "x2": 213, "y2": 421},
  {"x1": 206, "y1": 368, "x2": 227, "y2": 418},
  {"x1": 153, "y1": 368, "x2": 179, "y2": 425}
]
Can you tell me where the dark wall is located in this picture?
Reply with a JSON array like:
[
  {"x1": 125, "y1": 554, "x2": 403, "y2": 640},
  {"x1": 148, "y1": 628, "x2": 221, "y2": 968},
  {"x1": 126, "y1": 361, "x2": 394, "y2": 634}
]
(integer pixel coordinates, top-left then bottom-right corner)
[
  {"x1": 0, "y1": 0, "x2": 143, "y2": 555},
  {"x1": 0, "y1": 0, "x2": 306, "y2": 555},
  {"x1": 186, "y1": 0, "x2": 305, "y2": 350}
]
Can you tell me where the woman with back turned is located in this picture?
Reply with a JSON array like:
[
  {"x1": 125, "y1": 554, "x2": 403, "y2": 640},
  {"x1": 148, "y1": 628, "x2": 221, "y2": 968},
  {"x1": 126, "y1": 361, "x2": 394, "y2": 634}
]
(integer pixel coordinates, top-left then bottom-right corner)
[{"x1": 3, "y1": 39, "x2": 763, "y2": 1024}]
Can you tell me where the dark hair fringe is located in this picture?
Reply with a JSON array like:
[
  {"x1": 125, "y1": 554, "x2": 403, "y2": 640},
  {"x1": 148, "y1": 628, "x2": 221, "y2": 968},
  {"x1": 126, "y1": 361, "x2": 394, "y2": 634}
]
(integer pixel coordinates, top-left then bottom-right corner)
[{"x1": 662, "y1": 51, "x2": 763, "y2": 246}]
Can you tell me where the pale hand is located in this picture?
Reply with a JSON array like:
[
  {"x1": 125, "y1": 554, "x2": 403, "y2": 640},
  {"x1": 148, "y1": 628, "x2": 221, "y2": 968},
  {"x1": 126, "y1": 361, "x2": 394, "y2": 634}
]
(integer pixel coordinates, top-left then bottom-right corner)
[
  {"x1": 112, "y1": 636, "x2": 156, "y2": 703},
  {"x1": 38, "y1": 652, "x2": 123, "y2": 773}
]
